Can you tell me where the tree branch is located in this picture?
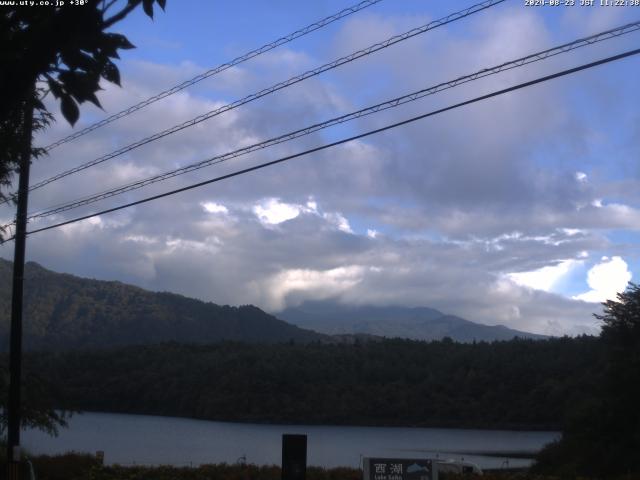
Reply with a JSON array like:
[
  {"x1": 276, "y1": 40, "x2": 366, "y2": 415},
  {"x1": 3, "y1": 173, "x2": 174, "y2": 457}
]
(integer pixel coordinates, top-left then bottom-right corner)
[
  {"x1": 103, "y1": 1, "x2": 140, "y2": 28},
  {"x1": 101, "y1": 0, "x2": 119, "y2": 15}
]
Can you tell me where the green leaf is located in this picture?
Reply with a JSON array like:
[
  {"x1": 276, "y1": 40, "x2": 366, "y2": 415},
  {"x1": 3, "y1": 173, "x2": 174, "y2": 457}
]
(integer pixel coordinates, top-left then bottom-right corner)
[
  {"x1": 48, "y1": 78, "x2": 63, "y2": 99},
  {"x1": 60, "y1": 49, "x2": 97, "y2": 73},
  {"x1": 104, "y1": 33, "x2": 135, "y2": 51},
  {"x1": 33, "y1": 98, "x2": 46, "y2": 111},
  {"x1": 142, "y1": 0, "x2": 154, "y2": 18},
  {"x1": 60, "y1": 94, "x2": 79, "y2": 126},
  {"x1": 85, "y1": 91, "x2": 102, "y2": 109},
  {"x1": 58, "y1": 70, "x2": 102, "y2": 108},
  {"x1": 101, "y1": 60, "x2": 121, "y2": 86}
]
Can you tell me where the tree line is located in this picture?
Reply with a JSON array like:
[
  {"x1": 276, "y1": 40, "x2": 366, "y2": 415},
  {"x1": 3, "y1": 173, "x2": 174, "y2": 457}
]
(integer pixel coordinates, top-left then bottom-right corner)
[
  {"x1": 11, "y1": 336, "x2": 602, "y2": 431},
  {"x1": 3, "y1": 284, "x2": 639, "y2": 477}
]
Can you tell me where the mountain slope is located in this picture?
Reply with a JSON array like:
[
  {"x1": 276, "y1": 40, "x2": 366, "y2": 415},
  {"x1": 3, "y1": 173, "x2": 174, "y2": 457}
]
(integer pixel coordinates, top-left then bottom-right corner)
[
  {"x1": 0, "y1": 259, "x2": 326, "y2": 350},
  {"x1": 277, "y1": 300, "x2": 547, "y2": 342}
]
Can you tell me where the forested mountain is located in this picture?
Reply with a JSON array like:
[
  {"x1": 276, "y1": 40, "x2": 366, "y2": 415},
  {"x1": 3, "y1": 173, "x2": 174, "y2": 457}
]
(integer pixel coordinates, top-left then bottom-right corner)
[
  {"x1": 278, "y1": 301, "x2": 547, "y2": 342},
  {"x1": 0, "y1": 259, "x2": 544, "y2": 351},
  {"x1": 0, "y1": 259, "x2": 326, "y2": 350},
  {"x1": 18, "y1": 336, "x2": 601, "y2": 430}
]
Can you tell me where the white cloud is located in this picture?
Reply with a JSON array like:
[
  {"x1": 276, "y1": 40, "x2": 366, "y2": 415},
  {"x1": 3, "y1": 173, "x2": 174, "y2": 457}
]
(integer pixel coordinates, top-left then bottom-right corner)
[
  {"x1": 323, "y1": 212, "x2": 353, "y2": 234},
  {"x1": 201, "y1": 202, "x2": 229, "y2": 214},
  {"x1": 58, "y1": 215, "x2": 108, "y2": 235},
  {"x1": 164, "y1": 236, "x2": 222, "y2": 255},
  {"x1": 574, "y1": 256, "x2": 632, "y2": 303},
  {"x1": 253, "y1": 198, "x2": 301, "y2": 225},
  {"x1": 263, "y1": 266, "x2": 366, "y2": 311},
  {"x1": 0, "y1": 6, "x2": 637, "y2": 338},
  {"x1": 251, "y1": 198, "x2": 353, "y2": 233},
  {"x1": 306, "y1": 200, "x2": 318, "y2": 213},
  {"x1": 507, "y1": 259, "x2": 579, "y2": 292},
  {"x1": 123, "y1": 234, "x2": 157, "y2": 245}
]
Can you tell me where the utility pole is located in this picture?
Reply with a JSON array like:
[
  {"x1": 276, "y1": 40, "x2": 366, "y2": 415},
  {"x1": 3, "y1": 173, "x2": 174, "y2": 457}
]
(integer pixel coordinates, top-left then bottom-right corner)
[{"x1": 7, "y1": 92, "x2": 34, "y2": 480}]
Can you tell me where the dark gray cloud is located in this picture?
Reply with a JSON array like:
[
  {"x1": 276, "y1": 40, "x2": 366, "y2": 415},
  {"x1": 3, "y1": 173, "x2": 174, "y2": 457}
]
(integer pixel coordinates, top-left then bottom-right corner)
[{"x1": 1, "y1": 5, "x2": 638, "y2": 336}]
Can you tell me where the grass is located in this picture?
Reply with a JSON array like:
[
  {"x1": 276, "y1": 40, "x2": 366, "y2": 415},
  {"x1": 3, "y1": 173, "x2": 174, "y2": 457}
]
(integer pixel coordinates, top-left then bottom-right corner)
[{"x1": 1, "y1": 450, "x2": 630, "y2": 480}]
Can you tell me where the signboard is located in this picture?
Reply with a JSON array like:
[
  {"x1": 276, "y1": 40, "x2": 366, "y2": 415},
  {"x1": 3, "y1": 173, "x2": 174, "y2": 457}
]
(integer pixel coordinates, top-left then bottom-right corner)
[{"x1": 363, "y1": 458, "x2": 436, "y2": 480}]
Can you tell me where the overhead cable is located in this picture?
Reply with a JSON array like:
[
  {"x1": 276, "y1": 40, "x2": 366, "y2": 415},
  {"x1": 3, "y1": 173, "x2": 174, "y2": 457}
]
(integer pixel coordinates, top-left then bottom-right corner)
[
  {"x1": 43, "y1": 0, "x2": 385, "y2": 151},
  {"x1": 23, "y1": 20, "x2": 640, "y2": 222},
  {"x1": 22, "y1": 47, "x2": 640, "y2": 237},
  {"x1": 26, "y1": 0, "x2": 505, "y2": 194}
]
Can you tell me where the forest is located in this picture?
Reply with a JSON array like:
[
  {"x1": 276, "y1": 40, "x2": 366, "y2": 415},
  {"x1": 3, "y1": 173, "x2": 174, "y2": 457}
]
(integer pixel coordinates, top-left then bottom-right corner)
[
  {"x1": 2, "y1": 282, "x2": 639, "y2": 477},
  {"x1": 1, "y1": 290, "x2": 639, "y2": 477},
  {"x1": 13, "y1": 335, "x2": 602, "y2": 431},
  {"x1": 0, "y1": 259, "x2": 327, "y2": 350}
]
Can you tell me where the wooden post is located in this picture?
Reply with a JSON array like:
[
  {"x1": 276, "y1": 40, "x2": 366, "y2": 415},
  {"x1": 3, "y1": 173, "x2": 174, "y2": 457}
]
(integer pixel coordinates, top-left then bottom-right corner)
[{"x1": 282, "y1": 434, "x2": 307, "y2": 480}]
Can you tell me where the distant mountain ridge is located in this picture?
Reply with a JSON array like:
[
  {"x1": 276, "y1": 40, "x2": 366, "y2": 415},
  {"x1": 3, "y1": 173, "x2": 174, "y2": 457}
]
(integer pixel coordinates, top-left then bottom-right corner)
[
  {"x1": 277, "y1": 300, "x2": 547, "y2": 342},
  {"x1": 0, "y1": 259, "x2": 327, "y2": 351}
]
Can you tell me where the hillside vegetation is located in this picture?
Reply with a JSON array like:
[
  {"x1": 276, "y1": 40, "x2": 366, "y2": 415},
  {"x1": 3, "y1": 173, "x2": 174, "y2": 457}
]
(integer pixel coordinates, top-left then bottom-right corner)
[
  {"x1": 17, "y1": 336, "x2": 601, "y2": 430},
  {"x1": 1, "y1": 260, "x2": 549, "y2": 350},
  {"x1": 0, "y1": 259, "x2": 325, "y2": 350},
  {"x1": 280, "y1": 301, "x2": 547, "y2": 342}
]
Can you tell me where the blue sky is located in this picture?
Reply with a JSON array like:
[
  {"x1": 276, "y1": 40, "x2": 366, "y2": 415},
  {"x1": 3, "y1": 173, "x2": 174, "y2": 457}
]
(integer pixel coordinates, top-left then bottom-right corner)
[{"x1": 2, "y1": 0, "x2": 639, "y2": 335}]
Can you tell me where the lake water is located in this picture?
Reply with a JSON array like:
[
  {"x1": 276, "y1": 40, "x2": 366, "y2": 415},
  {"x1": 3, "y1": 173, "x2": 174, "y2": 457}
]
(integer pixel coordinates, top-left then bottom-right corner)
[{"x1": 22, "y1": 412, "x2": 559, "y2": 470}]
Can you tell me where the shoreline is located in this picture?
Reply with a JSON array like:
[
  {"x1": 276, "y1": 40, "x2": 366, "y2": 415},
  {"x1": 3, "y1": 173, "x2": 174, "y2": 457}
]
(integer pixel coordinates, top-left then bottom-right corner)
[{"x1": 61, "y1": 409, "x2": 562, "y2": 434}]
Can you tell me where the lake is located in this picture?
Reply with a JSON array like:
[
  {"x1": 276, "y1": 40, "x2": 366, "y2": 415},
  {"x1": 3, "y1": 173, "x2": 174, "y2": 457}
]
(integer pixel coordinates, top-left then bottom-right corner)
[{"x1": 22, "y1": 412, "x2": 559, "y2": 470}]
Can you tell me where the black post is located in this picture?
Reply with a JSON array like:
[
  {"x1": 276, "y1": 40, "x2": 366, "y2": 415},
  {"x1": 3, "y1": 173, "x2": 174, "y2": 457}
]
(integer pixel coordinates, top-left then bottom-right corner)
[
  {"x1": 282, "y1": 434, "x2": 307, "y2": 480},
  {"x1": 7, "y1": 93, "x2": 34, "y2": 478}
]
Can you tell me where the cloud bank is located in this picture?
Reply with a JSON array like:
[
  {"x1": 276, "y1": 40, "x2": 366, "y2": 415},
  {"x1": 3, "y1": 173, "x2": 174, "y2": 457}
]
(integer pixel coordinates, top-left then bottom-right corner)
[{"x1": 1, "y1": 4, "x2": 638, "y2": 336}]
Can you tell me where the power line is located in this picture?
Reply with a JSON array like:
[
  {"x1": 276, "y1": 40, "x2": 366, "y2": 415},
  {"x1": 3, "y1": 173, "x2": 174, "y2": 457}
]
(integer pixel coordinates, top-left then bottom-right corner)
[
  {"x1": 23, "y1": 48, "x2": 640, "y2": 237},
  {"x1": 22, "y1": 20, "x2": 640, "y2": 222},
  {"x1": 25, "y1": 0, "x2": 504, "y2": 194},
  {"x1": 42, "y1": 0, "x2": 385, "y2": 152}
]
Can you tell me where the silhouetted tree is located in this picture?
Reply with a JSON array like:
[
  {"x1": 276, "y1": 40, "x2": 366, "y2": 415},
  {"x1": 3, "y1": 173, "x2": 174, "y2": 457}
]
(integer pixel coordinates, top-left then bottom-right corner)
[
  {"x1": 0, "y1": 0, "x2": 168, "y2": 432},
  {"x1": 0, "y1": 0, "x2": 167, "y2": 204},
  {"x1": 594, "y1": 283, "x2": 640, "y2": 475},
  {"x1": 0, "y1": 365, "x2": 69, "y2": 437},
  {"x1": 536, "y1": 283, "x2": 640, "y2": 477}
]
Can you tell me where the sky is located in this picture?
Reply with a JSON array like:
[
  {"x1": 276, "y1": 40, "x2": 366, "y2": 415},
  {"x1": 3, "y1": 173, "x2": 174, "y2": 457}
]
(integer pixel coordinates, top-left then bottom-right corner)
[{"x1": 2, "y1": 0, "x2": 639, "y2": 336}]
